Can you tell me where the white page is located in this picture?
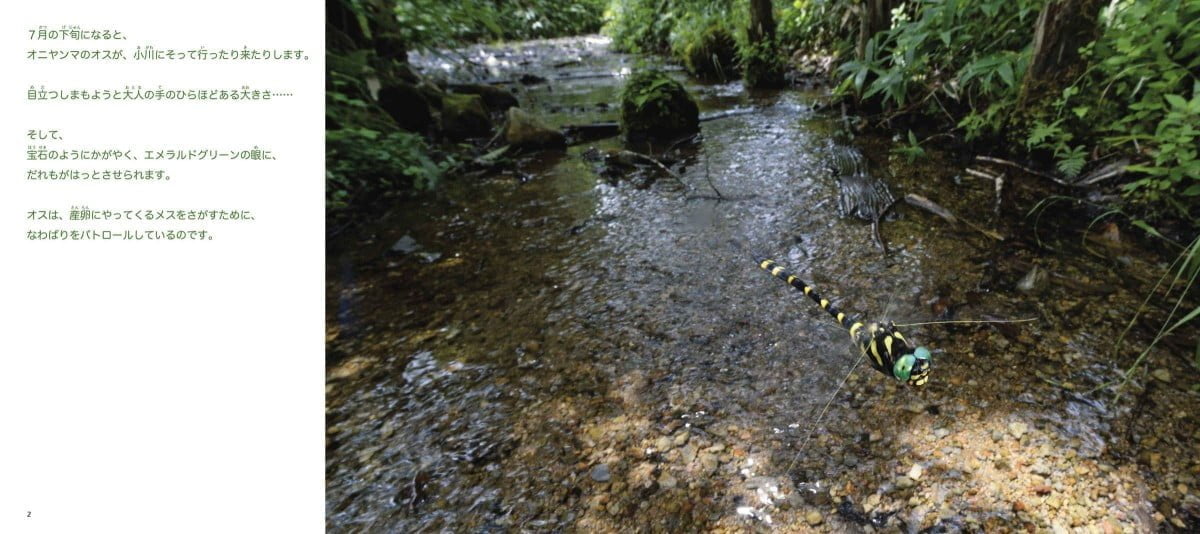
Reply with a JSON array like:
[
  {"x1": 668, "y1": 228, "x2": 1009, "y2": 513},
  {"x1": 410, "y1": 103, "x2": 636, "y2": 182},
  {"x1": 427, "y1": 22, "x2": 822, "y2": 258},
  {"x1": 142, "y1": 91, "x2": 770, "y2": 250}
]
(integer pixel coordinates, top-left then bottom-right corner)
[{"x1": 0, "y1": 2, "x2": 323, "y2": 532}]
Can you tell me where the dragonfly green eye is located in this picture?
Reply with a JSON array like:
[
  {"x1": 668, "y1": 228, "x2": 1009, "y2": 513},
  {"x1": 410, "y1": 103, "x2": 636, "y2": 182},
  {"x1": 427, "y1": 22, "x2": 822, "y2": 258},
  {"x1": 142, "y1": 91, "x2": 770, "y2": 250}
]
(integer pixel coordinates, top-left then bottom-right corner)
[
  {"x1": 914, "y1": 346, "x2": 931, "y2": 361},
  {"x1": 893, "y1": 354, "x2": 915, "y2": 381}
]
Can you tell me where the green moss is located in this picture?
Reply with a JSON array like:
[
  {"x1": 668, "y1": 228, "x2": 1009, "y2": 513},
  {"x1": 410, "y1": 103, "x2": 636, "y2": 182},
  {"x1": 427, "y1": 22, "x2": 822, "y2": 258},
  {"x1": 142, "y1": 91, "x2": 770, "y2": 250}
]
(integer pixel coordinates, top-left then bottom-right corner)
[
  {"x1": 619, "y1": 70, "x2": 700, "y2": 141},
  {"x1": 674, "y1": 22, "x2": 739, "y2": 81}
]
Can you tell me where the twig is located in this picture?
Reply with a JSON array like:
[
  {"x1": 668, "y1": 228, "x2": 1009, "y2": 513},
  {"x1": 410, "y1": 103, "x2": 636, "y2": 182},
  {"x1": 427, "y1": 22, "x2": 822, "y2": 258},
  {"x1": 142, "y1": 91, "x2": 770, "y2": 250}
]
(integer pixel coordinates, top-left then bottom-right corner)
[
  {"x1": 1074, "y1": 158, "x2": 1130, "y2": 186},
  {"x1": 703, "y1": 152, "x2": 723, "y2": 200},
  {"x1": 965, "y1": 169, "x2": 1005, "y2": 215},
  {"x1": 620, "y1": 150, "x2": 690, "y2": 191},
  {"x1": 994, "y1": 173, "x2": 1005, "y2": 216},
  {"x1": 965, "y1": 168, "x2": 1000, "y2": 181},
  {"x1": 904, "y1": 193, "x2": 1004, "y2": 241},
  {"x1": 698, "y1": 107, "x2": 760, "y2": 123},
  {"x1": 975, "y1": 155, "x2": 1072, "y2": 186}
]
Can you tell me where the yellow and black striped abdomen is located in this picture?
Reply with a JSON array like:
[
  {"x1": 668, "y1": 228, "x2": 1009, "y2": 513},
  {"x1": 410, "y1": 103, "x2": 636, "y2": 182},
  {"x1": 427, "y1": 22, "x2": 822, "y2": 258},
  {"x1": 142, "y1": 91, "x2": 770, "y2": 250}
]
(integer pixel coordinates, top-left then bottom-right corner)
[{"x1": 756, "y1": 258, "x2": 856, "y2": 331}]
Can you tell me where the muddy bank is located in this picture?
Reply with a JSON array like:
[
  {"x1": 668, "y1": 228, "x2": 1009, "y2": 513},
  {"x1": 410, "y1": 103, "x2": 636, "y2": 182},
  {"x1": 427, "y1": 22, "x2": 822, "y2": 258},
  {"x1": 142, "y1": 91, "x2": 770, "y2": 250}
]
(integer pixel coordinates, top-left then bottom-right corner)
[{"x1": 327, "y1": 36, "x2": 1200, "y2": 532}]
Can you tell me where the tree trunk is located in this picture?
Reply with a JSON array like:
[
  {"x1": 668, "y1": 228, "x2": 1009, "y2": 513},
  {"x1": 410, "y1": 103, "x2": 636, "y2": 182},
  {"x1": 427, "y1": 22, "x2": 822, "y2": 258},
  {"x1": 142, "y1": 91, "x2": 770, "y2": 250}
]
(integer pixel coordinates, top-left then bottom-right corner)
[
  {"x1": 745, "y1": 0, "x2": 785, "y2": 88},
  {"x1": 857, "y1": 0, "x2": 895, "y2": 61},
  {"x1": 1019, "y1": 0, "x2": 1104, "y2": 106},
  {"x1": 748, "y1": 0, "x2": 777, "y2": 44}
]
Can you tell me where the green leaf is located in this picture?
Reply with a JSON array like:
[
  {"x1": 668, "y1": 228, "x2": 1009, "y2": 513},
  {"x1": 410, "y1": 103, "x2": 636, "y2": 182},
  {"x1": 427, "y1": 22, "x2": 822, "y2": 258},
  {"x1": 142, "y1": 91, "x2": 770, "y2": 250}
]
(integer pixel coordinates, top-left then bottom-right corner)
[
  {"x1": 1131, "y1": 219, "x2": 1166, "y2": 240},
  {"x1": 998, "y1": 62, "x2": 1014, "y2": 87}
]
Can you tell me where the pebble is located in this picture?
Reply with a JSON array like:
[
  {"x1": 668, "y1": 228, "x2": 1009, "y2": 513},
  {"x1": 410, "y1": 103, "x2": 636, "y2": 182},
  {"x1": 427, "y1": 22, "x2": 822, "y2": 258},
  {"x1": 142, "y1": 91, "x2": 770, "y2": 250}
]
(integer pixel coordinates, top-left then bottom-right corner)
[
  {"x1": 655, "y1": 436, "x2": 672, "y2": 451},
  {"x1": 1153, "y1": 368, "x2": 1171, "y2": 382},
  {"x1": 700, "y1": 453, "x2": 719, "y2": 473},
  {"x1": 681, "y1": 444, "x2": 697, "y2": 464},
  {"x1": 657, "y1": 473, "x2": 677, "y2": 489},
  {"x1": 897, "y1": 476, "x2": 915, "y2": 489},
  {"x1": 1031, "y1": 460, "x2": 1053, "y2": 476},
  {"x1": 1008, "y1": 421, "x2": 1028, "y2": 439},
  {"x1": 591, "y1": 463, "x2": 611, "y2": 482},
  {"x1": 869, "y1": 431, "x2": 883, "y2": 442},
  {"x1": 805, "y1": 510, "x2": 823, "y2": 526},
  {"x1": 933, "y1": 428, "x2": 951, "y2": 439},
  {"x1": 908, "y1": 464, "x2": 924, "y2": 481},
  {"x1": 674, "y1": 432, "x2": 689, "y2": 446}
]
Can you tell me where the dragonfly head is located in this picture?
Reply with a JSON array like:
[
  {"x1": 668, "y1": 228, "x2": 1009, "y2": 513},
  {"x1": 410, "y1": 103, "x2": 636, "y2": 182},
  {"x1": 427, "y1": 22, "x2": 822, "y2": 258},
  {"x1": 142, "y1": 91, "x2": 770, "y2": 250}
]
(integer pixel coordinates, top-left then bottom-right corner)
[{"x1": 894, "y1": 346, "x2": 932, "y2": 386}]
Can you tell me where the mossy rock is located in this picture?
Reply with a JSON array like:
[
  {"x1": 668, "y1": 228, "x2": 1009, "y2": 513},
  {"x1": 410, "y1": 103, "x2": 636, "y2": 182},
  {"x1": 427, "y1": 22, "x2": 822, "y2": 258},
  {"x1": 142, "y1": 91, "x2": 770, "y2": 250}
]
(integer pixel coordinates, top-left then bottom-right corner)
[
  {"x1": 503, "y1": 107, "x2": 566, "y2": 149},
  {"x1": 440, "y1": 93, "x2": 492, "y2": 139},
  {"x1": 619, "y1": 70, "x2": 699, "y2": 142},
  {"x1": 450, "y1": 83, "x2": 518, "y2": 112},
  {"x1": 680, "y1": 27, "x2": 739, "y2": 81},
  {"x1": 377, "y1": 82, "x2": 433, "y2": 133}
]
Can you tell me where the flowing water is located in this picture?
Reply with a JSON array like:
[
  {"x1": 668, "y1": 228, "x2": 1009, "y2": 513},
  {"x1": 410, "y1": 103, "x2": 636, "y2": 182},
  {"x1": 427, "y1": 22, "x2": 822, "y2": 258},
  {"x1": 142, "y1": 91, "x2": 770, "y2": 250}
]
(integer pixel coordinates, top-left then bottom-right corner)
[{"x1": 326, "y1": 36, "x2": 1200, "y2": 532}]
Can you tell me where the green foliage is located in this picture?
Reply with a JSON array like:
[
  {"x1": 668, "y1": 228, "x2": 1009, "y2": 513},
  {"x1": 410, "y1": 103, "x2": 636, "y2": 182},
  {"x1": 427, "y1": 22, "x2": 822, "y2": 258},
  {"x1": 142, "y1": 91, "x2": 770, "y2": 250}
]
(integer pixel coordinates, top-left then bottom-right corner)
[
  {"x1": 326, "y1": 129, "x2": 452, "y2": 212},
  {"x1": 605, "y1": 0, "x2": 679, "y2": 53},
  {"x1": 669, "y1": 3, "x2": 743, "y2": 79},
  {"x1": 890, "y1": 130, "x2": 927, "y2": 163},
  {"x1": 1082, "y1": 0, "x2": 1200, "y2": 204},
  {"x1": 606, "y1": 0, "x2": 748, "y2": 55},
  {"x1": 831, "y1": 0, "x2": 1040, "y2": 115},
  {"x1": 778, "y1": 0, "x2": 855, "y2": 57},
  {"x1": 787, "y1": 0, "x2": 1200, "y2": 214},
  {"x1": 395, "y1": 0, "x2": 606, "y2": 48},
  {"x1": 741, "y1": 37, "x2": 787, "y2": 88}
]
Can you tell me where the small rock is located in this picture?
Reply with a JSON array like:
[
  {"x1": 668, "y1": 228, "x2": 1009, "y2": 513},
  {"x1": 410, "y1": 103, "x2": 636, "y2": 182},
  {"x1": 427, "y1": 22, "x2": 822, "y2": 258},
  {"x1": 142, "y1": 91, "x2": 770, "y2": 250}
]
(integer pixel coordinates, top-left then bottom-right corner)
[
  {"x1": 681, "y1": 444, "x2": 697, "y2": 464},
  {"x1": 674, "y1": 432, "x2": 690, "y2": 446},
  {"x1": 655, "y1": 436, "x2": 672, "y2": 451},
  {"x1": 390, "y1": 234, "x2": 419, "y2": 254},
  {"x1": 1008, "y1": 421, "x2": 1028, "y2": 439},
  {"x1": 933, "y1": 428, "x2": 951, "y2": 440},
  {"x1": 908, "y1": 464, "x2": 924, "y2": 481},
  {"x1": 896, "y1": 476, "x2": 915, "y2": 489},
  {"x1": 658, "y1": 473, "x2": 677, "y2": 489},
  {"x1": 1031, "y1": 460, "x2": 1053, "y2": 476},
  {"x1": 1152, "y1": 368, "x2": 1171, "y2": 382},
  {"x1": 415, "y1": 251, "x2": 442, "y2": 263},
  {"x1": 869, "y1": 431, "x2": 883, "y2": 442},
  {"x1": 1016, "y1": 265, "x2": 1047, "y2": 293},
  {"x1": 991, "y1": 429, "x2": 1006, "y2": 442},
  {"x1": 700, "y1": 453, "x2": 719, "y2": 473},
  {"x1": 805, "y1": 510, "x2": 823, "y2": 526},
  {"x1": 591, "y1": 463, "x2": 611, "y2": 482}
]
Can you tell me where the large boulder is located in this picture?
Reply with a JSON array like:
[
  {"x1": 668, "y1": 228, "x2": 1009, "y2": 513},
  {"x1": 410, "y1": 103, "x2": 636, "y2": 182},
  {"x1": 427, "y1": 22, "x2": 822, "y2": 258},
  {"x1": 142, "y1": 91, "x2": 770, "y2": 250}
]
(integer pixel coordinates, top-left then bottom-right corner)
[
  {"x1": 619, "y1": 70, "x2": 699, "y2": 142},
  {"x1": 450, "y1": 84, "x2": 519, "y2": 112},
  {"x1": 440, "y1": 93, "x2": 492, "y2": 139},
  {"x1": 377, "y1": 82, "x2": 432, "y2": 133},
  {"x1": 503, "y1": 108, "x2": 566, "y2": 149}
]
